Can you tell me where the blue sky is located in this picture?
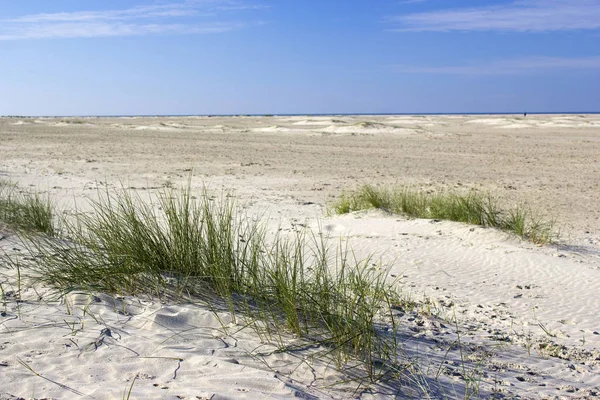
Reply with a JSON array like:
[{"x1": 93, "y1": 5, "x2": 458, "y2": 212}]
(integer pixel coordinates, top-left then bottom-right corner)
[{"x1": 1, "y1": 0, "x2": 599, "y2": 115}]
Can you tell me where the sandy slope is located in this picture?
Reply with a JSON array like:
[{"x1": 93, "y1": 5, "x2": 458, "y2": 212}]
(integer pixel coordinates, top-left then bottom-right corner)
[{"x1": 1, "y1": 115, "x2": 600, "y2": 399}]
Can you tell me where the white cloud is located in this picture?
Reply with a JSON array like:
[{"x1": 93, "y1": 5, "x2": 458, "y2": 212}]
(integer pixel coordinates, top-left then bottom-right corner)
[
  {"x1": 393, "y1": 56, "x2": 600, "y2": 74},
  {"x1": 0, "y1": 1, "x2": 263, "y2": 40},
  {"x1": 389, "y1": 0, "x2": 600, "y2": 32},
  {"x1": 9, "y1": 6, "x2": 197, "y2": 23}
]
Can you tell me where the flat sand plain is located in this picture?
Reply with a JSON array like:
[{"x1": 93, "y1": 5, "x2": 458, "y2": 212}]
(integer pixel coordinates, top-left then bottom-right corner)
[
  {"x1": 2, "y1": 114, "x2": 600, "y2": 242},
  {"x1": 1, "y1": 114, "x2": 600, "y2": 399}
]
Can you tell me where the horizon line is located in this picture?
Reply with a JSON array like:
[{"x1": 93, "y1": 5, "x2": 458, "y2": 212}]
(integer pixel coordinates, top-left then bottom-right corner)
[{"x1": 2, "y1": 111, "x2": 600, "y2": 118}]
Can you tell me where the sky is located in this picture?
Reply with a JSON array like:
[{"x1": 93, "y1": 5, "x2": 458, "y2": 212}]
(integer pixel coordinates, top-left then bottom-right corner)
[{"x1": 0, "y1": 0, "x2": 599, "y2": 115}]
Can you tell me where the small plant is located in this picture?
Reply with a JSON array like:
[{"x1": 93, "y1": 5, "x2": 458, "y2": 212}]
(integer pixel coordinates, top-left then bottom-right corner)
[
  {"x1": 330, "y1": 185, "x2": 556, "y2": 244},
  {"x1": 123, "y1": 374, "x2": 138, "y2": 400},
  {"x1": 354, "y1": 121, "x2": 377, "y2": 128}
]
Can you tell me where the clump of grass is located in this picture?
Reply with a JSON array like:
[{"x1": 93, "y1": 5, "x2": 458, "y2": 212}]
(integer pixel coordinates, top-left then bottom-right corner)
[
  {"x1": 15, "y1": 185, "x2": 406, "y2": 383},
  {"x1": 503, "y1": 208, "x2": 554, "y2": 245},
  {"x1": 331, "y1": 185, "x2": 555, "y2": 244},
  {"x1": 61, "y1": 119, "x2": 85, "y2": 124},
  {"x1": 0, "y1": 180, "x2": 55, "y2": 235},
  {"x1": 354, "y1": 121, "x2": 379, "y2": 128}
]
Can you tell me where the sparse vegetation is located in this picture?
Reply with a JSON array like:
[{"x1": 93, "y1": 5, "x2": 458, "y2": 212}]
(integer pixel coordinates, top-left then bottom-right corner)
[
  {"x1": 12, "y1": 185, "x2": 407, "y2": 383},
  {"x1": 0, "y1": 180, "x2": 55, "y2": 235},
  {"x1": 61, "y1": 119, "x2": 86, "y2": 124},
  {"x1": 330, "y1": 185, "x2": 555, "y2": 244},
  {"x1": 354, "y1": 121, "x2": 379, "y2": 128}
]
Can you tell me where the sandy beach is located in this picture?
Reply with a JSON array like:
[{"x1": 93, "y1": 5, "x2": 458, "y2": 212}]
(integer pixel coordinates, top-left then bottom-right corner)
[{"x1": 1, "y1": 114, "x2": 600, "y2": 399}]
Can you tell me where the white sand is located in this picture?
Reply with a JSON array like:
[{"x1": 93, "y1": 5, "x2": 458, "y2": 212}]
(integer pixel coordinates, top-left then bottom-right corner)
[{"x1": 1, "y1": 114, "x2": 600, "y2": 398}]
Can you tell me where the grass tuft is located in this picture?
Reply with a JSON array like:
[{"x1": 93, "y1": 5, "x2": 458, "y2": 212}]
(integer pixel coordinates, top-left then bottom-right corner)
[
  {"x1": 330, "y1": 185, "x2": 555, "y2": 244},
  {"x1": 0, "y1": 180, "x2": 55, "y2": 235}
]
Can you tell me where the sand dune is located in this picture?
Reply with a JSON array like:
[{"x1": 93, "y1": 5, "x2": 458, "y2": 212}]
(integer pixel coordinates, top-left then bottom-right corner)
[
  {"x1": 320, "y1": 122, "x2": 417, "y2": 135},
  {"x1": 251, "y1": 125, "x2": 291, "y2": 133}
]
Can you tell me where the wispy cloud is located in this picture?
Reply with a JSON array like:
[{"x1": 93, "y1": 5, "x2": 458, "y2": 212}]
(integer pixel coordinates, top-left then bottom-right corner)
[
  {"x1": 398, "y1": 0, "x2": 428, "y2": 4},
  {"x1": 0, "y1": 1, "x2": 264, "y2": 40},
  {"x1": 389, "y1": 0, "x2": 600, "y2": 32},
  {"x1": 393, "y1": 56, "x2": 600, "y2": 75}
]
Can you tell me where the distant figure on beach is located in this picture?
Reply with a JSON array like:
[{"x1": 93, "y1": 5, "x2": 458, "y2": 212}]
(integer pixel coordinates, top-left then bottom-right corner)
[{"x1": 524, "y1": 112, "x2": 527, "y2": 117}]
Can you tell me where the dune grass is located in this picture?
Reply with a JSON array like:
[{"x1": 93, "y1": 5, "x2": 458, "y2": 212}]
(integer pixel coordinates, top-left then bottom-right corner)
[
  {"x1": 0, "y1": 180, "x2": 55, "y2": 236},
  {"x1": 331, "y1": 185, "x2": 555, "y2": 244},
  {"x1": 13, "y1": 185, "x2": 406, "y2": 383}
]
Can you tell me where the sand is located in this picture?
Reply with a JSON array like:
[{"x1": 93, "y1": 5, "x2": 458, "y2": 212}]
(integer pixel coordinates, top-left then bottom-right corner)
[{"x1": 1, "y1": 114, "x2": 600, "y2": 399}]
